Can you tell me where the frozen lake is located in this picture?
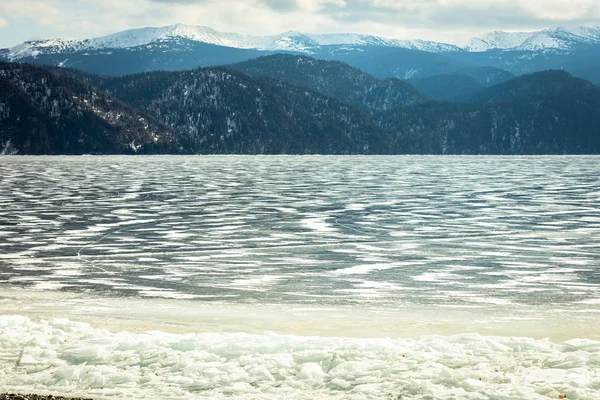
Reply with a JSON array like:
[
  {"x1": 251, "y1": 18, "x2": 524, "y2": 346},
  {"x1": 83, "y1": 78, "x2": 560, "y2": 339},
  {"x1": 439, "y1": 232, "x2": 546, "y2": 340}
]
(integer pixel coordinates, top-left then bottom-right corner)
[
  {"x1": 0, "y1": 155, "x2": 599, "y2": 399},
  {"x1": 1, "y1": 155, "x2": 599, "y2": 307}
]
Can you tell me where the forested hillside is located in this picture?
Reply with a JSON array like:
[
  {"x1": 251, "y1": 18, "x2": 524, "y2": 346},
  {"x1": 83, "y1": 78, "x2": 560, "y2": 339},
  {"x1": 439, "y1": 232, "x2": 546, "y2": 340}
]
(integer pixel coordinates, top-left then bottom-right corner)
[
  {"x1": 96, "y1": 68, "x2": 390, "y2": 154},
  {"x1": 230, "y1": 54, "x2": 425, "y2": 113},
  {"x1": 379, "y1": 71, "x2": 600, "y2": 154},
  {"x1": 407, "y1": 75, "x2": 483, "y2": 103},
  {"x1": 0, "y1": 62, "x2": 177, "y2": 155},
  {"x1": 2, "y1": 59, "x2": 599, "y2": 155}
]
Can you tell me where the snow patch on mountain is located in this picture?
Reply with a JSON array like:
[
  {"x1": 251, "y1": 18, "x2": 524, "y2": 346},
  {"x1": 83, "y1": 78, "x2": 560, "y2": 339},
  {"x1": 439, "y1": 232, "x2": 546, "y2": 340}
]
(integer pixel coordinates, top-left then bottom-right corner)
[
  {"x1": 6, "y1": 38, "x2": 79, "y2": 61},
  {"x1": 264, "y1": 31, "x2": 321, "y2": 52},
  {"x1": 307, "y1": 33, "x2": 461, "y2": 52},
  {"x1": 517, "y1": 27, "x2": 600, "y2": 51},
  {"x1": 465, "y1": 31, "x2": 533, "y2": 52},
  {"x1": 466, "y1": 26, "x2": 600, "y2": 52}
]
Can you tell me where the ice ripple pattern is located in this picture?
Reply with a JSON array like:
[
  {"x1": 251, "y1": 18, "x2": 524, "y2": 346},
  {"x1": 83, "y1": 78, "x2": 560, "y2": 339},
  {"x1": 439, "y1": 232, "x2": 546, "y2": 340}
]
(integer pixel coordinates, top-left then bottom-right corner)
[{"x1": 0, "y1": 156, "x2": 599, "y2": 307}]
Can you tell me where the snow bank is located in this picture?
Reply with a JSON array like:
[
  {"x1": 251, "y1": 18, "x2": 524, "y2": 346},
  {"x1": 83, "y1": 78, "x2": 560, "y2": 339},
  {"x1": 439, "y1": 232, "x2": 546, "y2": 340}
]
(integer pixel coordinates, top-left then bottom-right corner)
[{"x1": 1, "y1": 316, "x2": 599, "y2": 399}]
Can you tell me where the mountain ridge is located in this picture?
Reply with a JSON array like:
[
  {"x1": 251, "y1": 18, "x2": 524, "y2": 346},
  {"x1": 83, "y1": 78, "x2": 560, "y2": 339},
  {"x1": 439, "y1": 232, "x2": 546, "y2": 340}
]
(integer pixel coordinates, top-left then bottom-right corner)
[
  {"x1": 379, "y1": 69, "x2": 600, "y2": 155},
  {"x1": 0, "y1": 62, "x2": 178, "y2": 155},
  {"x1": 2, "y1": 57, "x2": 599, "y2": 155},
  {"x1": 466, "y1": 26, "x2": 600, "y2": 52},
  {"x1": 2, "y1": 24, "x2": 462, "y2": 61},
  {"x1": 82, "y1": 65, "x2": 392, "y2": 154},
  {"x1": 5, "y1": 23, "x2": 600, "y2": 61},
  {"x1": 229, "y1": 54, "x2": 426, "y2": 113},
  {"x1": 4, "y1": 24, "x2": 600, "y2": 84}
]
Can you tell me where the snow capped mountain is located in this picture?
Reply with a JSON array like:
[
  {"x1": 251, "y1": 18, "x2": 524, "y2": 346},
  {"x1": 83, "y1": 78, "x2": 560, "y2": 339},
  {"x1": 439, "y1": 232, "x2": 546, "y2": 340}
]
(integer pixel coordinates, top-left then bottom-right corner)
[
  {"x1": 3, "y1": 24, "x2": 461, "y2": 60},
  {"x1": 304, "y1": 33, "x2": 461, "y2": 52},
  {"x1": 4, "y1": 24, "x2": 600, "y2": 63},
  {"x1": 517, "y1": 27, "x2": 600, "y2": 51},
  {"x1": 466, "y1": 26, "x2": 600, "y2": 52},
  {"x1": 465, "y1": 31, "x2": 534, "y2": 52},
  {"x1": 264, "y1": 31, "x2": 321, "y2": 52},
  {"x1": 82, "y1": 25, "x2": 328, "y2": 52},
  {"x1": 6, "y1": 38, "x2": 79, "y2": 60},
  {"x1": 86, "y1": 25, "x2": 258, "y2": 51}
]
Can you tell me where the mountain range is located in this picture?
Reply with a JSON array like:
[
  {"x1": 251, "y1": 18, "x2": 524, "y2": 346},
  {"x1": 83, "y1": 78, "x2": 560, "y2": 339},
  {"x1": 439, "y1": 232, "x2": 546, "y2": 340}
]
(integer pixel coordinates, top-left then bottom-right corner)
[
  {"x1": 3, "y1": 24, "x2": 600, "y2": 85},
  {"x1": 5, "y1": 24, "x2": 600, "y2": 58},
  {"x1": 1, "y1": 24, "x2": 461, "y2": 60},
  {"x1": 465, "y1": 26, "x2": 600, "y2": 52},
  {"x1": 1, "y1": 23, "x2": 599, "y2": 155},
  {"x1": 230, "y1": 55, "x2": 425, "y2": 113},
  {"x1": 1, "y1": 53, "x2": 599, "y2": 155}
]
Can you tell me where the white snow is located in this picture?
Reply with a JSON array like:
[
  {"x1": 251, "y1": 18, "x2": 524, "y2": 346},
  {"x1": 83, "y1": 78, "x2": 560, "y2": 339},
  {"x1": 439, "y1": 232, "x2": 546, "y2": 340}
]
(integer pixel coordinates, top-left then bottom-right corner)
[
  {"x1": 5, "y1": 23, "x2": 462, "y2": 60},
  {"x1": 6, "y1": 38, "x2": 79, "y2": 61},
  {"x1": 465, "y1": 30, "x2": 534, "y2": 52},
  {"x1": 465, "y1": 26, "x2": 600, "y2": 52},
  {"x1": 307, "y1": 33, "x2": 461, "y2": 52},
  {"x1": 5, "y1": 23, "x2": 600, "y2": 60},
  {"x1": 7, "y1": 23, "x2": 600, "y2": 60}
]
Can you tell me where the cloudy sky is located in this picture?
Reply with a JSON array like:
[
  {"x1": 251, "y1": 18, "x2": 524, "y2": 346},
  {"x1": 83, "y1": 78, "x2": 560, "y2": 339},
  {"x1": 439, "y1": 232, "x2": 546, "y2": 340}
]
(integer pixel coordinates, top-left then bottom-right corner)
[{"x1": 1, "y1": 0, "x2": 600, "y2": 47}]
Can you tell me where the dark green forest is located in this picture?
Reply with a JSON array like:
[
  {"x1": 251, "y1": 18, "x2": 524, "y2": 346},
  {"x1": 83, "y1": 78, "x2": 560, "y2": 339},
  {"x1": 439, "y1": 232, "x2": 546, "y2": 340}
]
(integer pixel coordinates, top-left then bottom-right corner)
[{"x1": 1, "y1": 56, "x2": 600, "y2": 155}]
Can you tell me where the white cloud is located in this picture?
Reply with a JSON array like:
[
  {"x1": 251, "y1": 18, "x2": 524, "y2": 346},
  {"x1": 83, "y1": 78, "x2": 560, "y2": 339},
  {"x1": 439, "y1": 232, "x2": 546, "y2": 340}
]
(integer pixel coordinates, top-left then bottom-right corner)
[
  {"x1": 0, "y1": 0, "x2": 63, "y2": 24},
  {"x1": 518, "y1": 0, "x2": 599, "y2": 21},
  {"x1": 1, "y1": 0, "x2": 600, "y2": 47}
]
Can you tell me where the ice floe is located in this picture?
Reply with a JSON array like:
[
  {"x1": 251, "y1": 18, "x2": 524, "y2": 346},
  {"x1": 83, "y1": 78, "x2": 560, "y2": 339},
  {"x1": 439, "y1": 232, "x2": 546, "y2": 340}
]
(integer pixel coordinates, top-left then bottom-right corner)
[{"x1": 0, "y1": 316, "x2": 599, "y2": 399}]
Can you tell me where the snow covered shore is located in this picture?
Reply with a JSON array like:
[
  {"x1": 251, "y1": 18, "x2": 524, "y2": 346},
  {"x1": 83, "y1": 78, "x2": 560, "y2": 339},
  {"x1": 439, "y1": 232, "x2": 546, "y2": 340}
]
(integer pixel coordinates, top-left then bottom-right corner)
[{"x1": 1, "y1": 315, "x2": 599, "y2": 400}]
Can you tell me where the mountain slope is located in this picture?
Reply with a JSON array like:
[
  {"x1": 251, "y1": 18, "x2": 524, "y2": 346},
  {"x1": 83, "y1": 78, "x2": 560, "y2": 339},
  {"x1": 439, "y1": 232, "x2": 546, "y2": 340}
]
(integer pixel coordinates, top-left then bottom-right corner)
[
  {"x1": 2, "y1": 24, "x2": 460, "y2": 61},
  {"x1": 471, "y1": 70, "x2": 600, "y2": 103},
  {"x1": 318, "y1": 46, "x2": 517, "y2": 86},
  {"x1": 458, "y1": 67, "x2": 515, "y2": 87},
  {"x1": 3, "y1": 24, "x2": 600, "y2": 84},
  {"x1": 7, "y1": 24, "x2": 600, "y2": 58},
  {"x1": 8, "y1": 41, "x2": 271, "y2": 76},
  {"x1": 0, "y1": 62, "x2": 177, "y2": 155},
  {"x1": 7, "y1": 62, "x2": 600, "y2": 156},
  {"x1": 442, "y1": 44, "x2": 600, "y2": 85},
  {"x1": 466, "y1": 27, "x2": 600, "y2": 52},
  {"x1": 229, "y1": 54, "x2": 425, "y2": 113},
  {"x1": 319, "y1": 46, "x2": 464, "y2": 80},
  {"x1": 466, "y1": 31, "x2": 533, "y2": 52},
  {"x1": 379, "y1": 71, "x2": 600, "y2": 154},
  {"x1": 95, "y1": 67, "x2": 390, "y2": 154},
  {"x1": 407, "y1": 75, "x2": 483, "y2": 103}
]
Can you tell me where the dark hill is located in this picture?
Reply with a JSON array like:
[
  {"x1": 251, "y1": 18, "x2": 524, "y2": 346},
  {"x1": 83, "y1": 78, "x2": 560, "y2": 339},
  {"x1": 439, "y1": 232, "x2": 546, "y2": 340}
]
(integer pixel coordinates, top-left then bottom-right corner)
[
  {"x1": 407, "y1": 74, "x2": 483, "y2": 103},
  {"x1": 471, "y1": 70, "x2": 600, "y2": 104},
  {"x1": 229, "y1": 54, "x2": 425, "y2": 113},
  {"x1": 8, "y1": 40, "x2": 270, "y2": 77},
  {"x1": 379, "y1": 71, "x2": 600, "y2": 154},
  {"x1": 5, "y1": 63, "x2": 600, "y2": 155},
  {"x1": 0, "y1": 62, "x2": 177, "y2": 155},
  {"x1": 98, "y1": 67, "x2": 390, "y2": 154}
]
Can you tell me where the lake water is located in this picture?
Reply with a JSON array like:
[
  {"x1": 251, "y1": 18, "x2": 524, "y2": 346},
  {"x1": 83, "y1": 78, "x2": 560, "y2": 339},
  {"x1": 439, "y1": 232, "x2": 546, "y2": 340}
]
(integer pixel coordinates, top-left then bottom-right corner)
[{"x1": 0, "y1": 156, "x2": 599, "y2": 399}]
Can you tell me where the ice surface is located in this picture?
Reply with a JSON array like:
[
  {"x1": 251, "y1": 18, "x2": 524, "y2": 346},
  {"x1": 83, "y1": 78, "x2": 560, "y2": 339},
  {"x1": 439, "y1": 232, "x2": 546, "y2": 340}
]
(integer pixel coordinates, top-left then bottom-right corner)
[
  {"x1": 0, "y1": 316, "x2": 599, "y2": 400},
  {"x1": 0, "y1": 156, "x2": 599, "y2": 309},
  {"x1": 1, "y1": 155, "x2": 599, "y2": 399}
]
